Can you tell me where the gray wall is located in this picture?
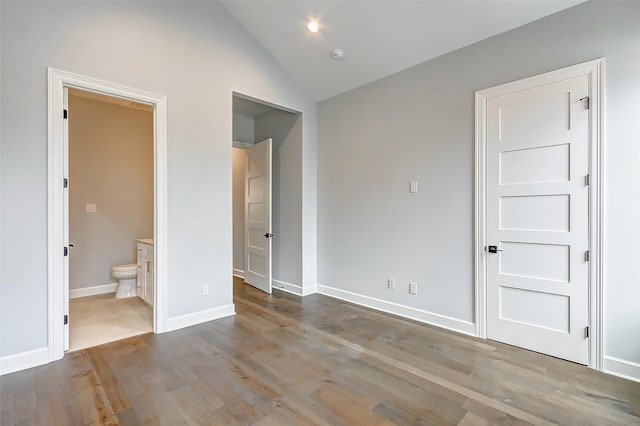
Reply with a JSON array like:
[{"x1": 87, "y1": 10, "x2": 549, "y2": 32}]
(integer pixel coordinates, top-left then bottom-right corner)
[
  {"x1": 232, "y1": 148, "x2": 246, "y2": 273},
  {"x1": 69, "y1": 95, "x2": 153, "y2": 290},
  {"x1": 255, "y1": 111, "x2": 303, "y2": 287},
  {"x1": 317, "y1": 1, "x2": 640, "y2": 363},
  {"x1": 0, "y1": 1, "x2": 316, "y2": 358},
  {"x1": 233, "y1": 113, "x2": 254, "y2": 145}
]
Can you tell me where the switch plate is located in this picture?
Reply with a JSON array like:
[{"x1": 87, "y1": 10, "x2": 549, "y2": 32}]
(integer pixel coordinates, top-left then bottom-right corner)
[
  {"x1": 202, "y1": 284, "x2": 209, "y2": 296},
  {"x1": 409, "y1": 282, "x2": 417, "y2": 294},
  {"x1": 86, "y1": 204, "x2": 97, "y2": 213},
  {"x1": 388, "y1": 278, "x2": 395, "y2": 289},
  {"x1": 410, "y1": 181, "x2": 418, "y2": 193}
]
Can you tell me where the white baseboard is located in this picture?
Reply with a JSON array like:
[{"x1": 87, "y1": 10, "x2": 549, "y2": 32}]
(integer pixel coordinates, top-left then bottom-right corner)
[
  {"x1": 70, "y1": 283, "x2": 118, "y2": 299},
  {"x1": 233, "y1": 269, "x2": 244, "y2": 278},
  {"x1": 273, "y1": 279, "x2": 302, "y2": 296},
  {"x1": 316, "y1": 284, "x2": 476, "y2": 336},
  {"x1": 272, "y1": 280, "x2": 316, "y2": 296},
  {"x1": 0, "y1": 347, "x2": 49, "y2": 376},
  {"x1": 166, "y1": 304, "x2": 236, "y2": 332},
  {"x1": 604, "y1": 356, "x2": 640, "y2": 383},
  {"x1": 302, "y1": 282, "x2": 317, "y2": 296}
]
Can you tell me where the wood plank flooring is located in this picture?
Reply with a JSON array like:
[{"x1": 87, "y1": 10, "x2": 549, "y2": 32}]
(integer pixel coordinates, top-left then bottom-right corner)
[{"x1": 1, "y1": 277, "x2": 638, "y2": 425}]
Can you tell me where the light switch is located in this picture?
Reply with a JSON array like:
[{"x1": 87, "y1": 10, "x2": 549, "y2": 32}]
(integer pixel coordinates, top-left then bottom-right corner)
[
  {"x1": 410, "y1": 180, "x2": 418, "y2": 193},
  {"x1": 86, "y1": 204, "x2": 97, "y2": 213}
]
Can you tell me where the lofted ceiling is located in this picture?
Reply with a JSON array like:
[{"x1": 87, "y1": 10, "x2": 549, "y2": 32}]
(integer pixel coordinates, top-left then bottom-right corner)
[{"x1": 221, "y1": 0, "x2": 585, "y2": 101}]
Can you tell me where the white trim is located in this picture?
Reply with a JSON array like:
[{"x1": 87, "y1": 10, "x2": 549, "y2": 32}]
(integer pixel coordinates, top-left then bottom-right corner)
[
  {"x1": 604, "y1": 356, "x2": 640, "y2": 383},
  {"x1": 302, "y1": 283, "x2": 317, "y2": 296},
  {"x1": 47, "y1": 67, "x2": 169, "y2": 365},
  {"x1": 316, "y1": 284, "x2": 476, "y2": 336},
  {"x1": 69, "y1": 283, "x2": 117, "y2": 299},
  {"x1": 233, "y1": 268, "x2": 245, "y2": 278},
  {"x1": 273, "y1": 279, "x2": 303, "y2": 296},
  {"x1": 0, "y1": 347, "x2": 49, "y2": 376},
  {"x1": 166, "y1": 304, "x2": 236, "y2": 332},
  {"x1": 474, "y1": 59, "x2": 605, "y2": 370}
]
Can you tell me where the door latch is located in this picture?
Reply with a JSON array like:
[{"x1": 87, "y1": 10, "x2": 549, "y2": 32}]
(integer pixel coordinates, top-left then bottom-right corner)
[{"x1": 263, "y1": 233, "x2": 274, "y2": 238}]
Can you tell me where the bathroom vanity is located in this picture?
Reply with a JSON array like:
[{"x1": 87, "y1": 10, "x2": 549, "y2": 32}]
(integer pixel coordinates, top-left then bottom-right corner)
[{"x1": 136, "y1": 238, "x2": 154, "y2": 306}]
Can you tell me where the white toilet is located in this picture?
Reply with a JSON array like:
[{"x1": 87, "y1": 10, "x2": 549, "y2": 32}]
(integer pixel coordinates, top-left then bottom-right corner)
[{"x1": 112, "y1": 263, "x2": 137, "y2": 298}]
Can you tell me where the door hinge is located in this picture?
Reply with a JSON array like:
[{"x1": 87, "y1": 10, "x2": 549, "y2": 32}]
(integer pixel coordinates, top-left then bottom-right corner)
[
  {"x1": 584, "y1": 326, "x2": 590, "y2": 338},
  {"x1": 584, "y1": 174, "x2": 589, "y2": 186},
  {"x1": 63, "y1": 109, "x2": 68, "y2": 119},
  {"x1": 579, "y1": 96, "x2": 590, "y2": 109},
  {"x1": 64, "y1": 246, "x2": 68, "y2": 257},
  {"x1": 584, "y1": 250, "x2": 590, "y2": 261},
  {"x1": 63, "y1": 178, "x2": 68, "y2": 188},
  {"x1": 64, "y1": 315, "x2": 68, "y2": 325}
]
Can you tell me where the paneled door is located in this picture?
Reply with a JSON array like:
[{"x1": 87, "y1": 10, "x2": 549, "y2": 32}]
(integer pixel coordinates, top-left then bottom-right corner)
[
  {"x1": 486, "y1": 74, "x2": 590, "y2": 364},
  {"x1": 244, "y1": 138, "x2": 273, "y2": 293}
]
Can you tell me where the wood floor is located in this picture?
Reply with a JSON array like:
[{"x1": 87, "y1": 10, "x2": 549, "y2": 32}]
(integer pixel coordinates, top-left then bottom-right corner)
[
  {"x1": 69, "y1": 293, "x2": 153, "y2": 352},
  {"x1": 1, "y1": 277, "x2": 638, "y2": 425}
]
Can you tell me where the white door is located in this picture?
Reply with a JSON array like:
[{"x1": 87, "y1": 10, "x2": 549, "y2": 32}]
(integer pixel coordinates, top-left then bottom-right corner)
[
  {"x1": 63, "y1": 86, "x2": 70, "y2": 351},
  {"x1": 244, "y1": 138, "x2": 272, "y2": 293},
  {"x1": 486, "y1": 75, "x2": 590, "y2": 364}
]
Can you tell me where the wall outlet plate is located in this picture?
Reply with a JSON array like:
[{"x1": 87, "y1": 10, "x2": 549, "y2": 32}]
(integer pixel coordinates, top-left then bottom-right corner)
[
  {"x1": 409, "y1": 282, "x2": 417, "y2": 294},
  {"x1": 202, "y1": 284, "x2": 209, "y2": 296},
  {"x1": 388, "y1": 278, "x2": 395, "y2": 289}
]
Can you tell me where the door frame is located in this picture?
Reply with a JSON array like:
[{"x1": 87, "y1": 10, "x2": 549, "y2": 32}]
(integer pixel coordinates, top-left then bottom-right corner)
[
  {"x1": 474, "y1": 58, "x2": 605, "y2": 370},
  {"x1": 47, "y1": 68, "x2": 168, "y2": 362}
]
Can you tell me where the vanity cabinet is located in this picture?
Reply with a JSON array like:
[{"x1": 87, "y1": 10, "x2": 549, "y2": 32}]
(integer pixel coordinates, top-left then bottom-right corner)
[{"x1": 136, "y1": 240, "x2": 154, "y2": 306}]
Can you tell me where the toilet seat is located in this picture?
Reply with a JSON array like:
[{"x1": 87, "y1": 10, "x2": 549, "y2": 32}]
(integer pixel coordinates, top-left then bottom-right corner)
[{"x1": 112, "y1": 263, "x2": 137, "y2": 272}]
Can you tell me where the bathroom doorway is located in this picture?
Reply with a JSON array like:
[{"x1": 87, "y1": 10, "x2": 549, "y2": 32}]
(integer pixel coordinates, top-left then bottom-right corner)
[
  {"x1": 47, "y1": 68, "x2": 169, "y2": 362},
  {"x1": 232, "y1": 93, "x2": 303, "y2": 295},
  {"x1": 66, "y1": 88, "x2": 154, "y2": 351}
]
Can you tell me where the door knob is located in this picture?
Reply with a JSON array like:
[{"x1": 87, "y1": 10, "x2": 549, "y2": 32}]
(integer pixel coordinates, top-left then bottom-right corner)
[
  {"x1": 263, "y1": 233, "x2": 274, "y2": 238},
  {"x1": 487, "y1": 245, "x2": 503, "y2": 253}
]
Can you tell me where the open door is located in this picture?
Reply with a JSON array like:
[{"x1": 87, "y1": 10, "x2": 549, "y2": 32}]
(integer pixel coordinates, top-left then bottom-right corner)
[
  {"x1": 244, "y1": 138, "x2": 272, "y2": 293},
  {"x1": 63, "y1": 86, "x2": 70, "y2": 351}
]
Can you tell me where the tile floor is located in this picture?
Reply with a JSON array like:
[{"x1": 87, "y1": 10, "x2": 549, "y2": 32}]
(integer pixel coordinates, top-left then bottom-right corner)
[{"x1": 68, "y1": 293, "x2": 152, "y2": 352}]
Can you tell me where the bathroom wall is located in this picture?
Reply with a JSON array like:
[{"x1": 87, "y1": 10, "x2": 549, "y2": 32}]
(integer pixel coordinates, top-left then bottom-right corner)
[
  {"x1": 232, "y1": 147, "x2": 246, "y2": 275},
  {"x1": 68, "y1": 94, "x2": 153, "y2": 292}
]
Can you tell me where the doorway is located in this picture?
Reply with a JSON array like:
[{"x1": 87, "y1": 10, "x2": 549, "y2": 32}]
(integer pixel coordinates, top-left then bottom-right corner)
[
  {"x1": 474, "y1": 59, "x2": 604, "y2": 368},
  {"x1": 47, "y1": 68, "x2": 168, "y2": 362},
  {"x1": 231, "y1": 93, "x2": 302, "y2": 295},
  {"x1": 66, "y1": 88, "x2": 154, "y2": 351}
]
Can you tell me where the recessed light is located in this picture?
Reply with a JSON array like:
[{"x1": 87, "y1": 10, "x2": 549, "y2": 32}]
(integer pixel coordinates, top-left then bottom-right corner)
[{"x1": 307, "y1": 20, "x2": 319, "y2": 33}]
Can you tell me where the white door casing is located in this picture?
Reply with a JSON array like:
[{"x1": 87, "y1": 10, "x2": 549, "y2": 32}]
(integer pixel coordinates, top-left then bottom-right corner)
[
  {"x1": 244, "y1": 138, "x2": 273, "y2": 293},
  {"x1": 475, "y1": 59, "x2": 604, "y2": 368},
  {"x1": 47, "y1": 68, "x2": 168, "y2": 362}
]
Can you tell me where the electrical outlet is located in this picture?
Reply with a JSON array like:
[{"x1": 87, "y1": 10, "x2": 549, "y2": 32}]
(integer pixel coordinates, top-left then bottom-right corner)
[
  {"x1": 409, "y1": 282, "x2": 417, "y2": 294},
  {"x1": 388, "y1": 278, "x2": 395, "y2": 289},
  {"x1": 202, "y1": 284, "x2": 209, "y2": 296},
  {"x1": 410, "y1": 180, "x2": 418, "y2": 193}
]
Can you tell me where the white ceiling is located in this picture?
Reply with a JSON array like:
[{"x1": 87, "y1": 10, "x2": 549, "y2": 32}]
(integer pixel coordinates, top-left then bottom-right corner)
[{"x1": 221, "y1": 0, "x2": 584, "y2": 101}]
